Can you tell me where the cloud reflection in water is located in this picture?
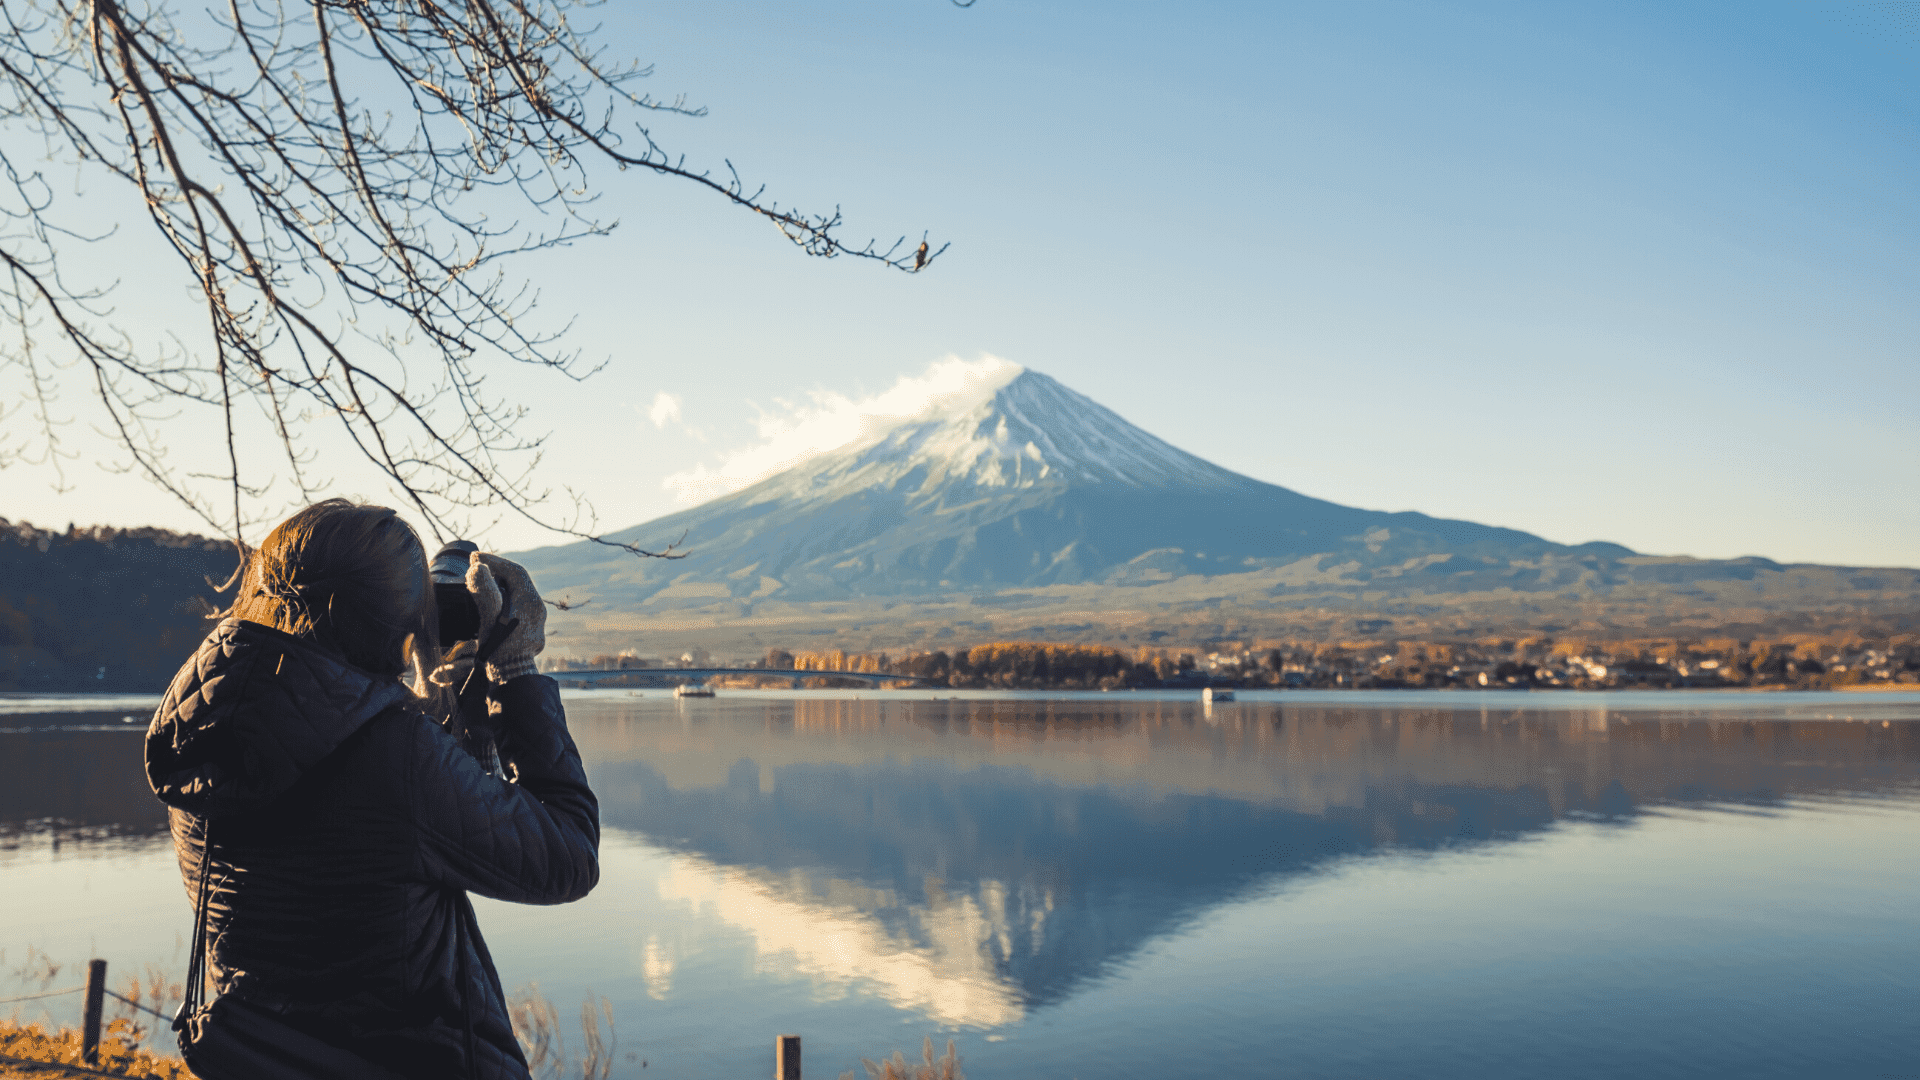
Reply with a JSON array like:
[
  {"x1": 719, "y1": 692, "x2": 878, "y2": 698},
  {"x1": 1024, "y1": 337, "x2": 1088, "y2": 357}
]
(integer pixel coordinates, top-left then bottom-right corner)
[{"x1": 655, "y1": 852, "x2": 1027, "y2": 1027}]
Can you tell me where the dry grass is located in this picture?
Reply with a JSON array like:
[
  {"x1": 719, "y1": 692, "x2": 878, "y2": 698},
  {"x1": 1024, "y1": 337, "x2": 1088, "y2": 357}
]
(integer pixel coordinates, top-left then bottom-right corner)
[
  {"x1": 507, "y1": 983, "x2": 616, "y2": 1080},
  {"x1": 5, "y1": 951, "x2": 622, "y2": 1079},
  {"x1": 104, "y1": 967, "x2": 184, "y2": 1059},
  {"x1": 841, "y1": 1037, "x2": 964, "y2": 1080},
  {"x1": 4, "y1": 948, "x2": 61, "y2": 990},
  {"x1": 3, "y1": 948, "x2": 183, "y2": 1063},
  {"x1": 0, "y1": 1019, "x2": 196, "y2": 1078}
]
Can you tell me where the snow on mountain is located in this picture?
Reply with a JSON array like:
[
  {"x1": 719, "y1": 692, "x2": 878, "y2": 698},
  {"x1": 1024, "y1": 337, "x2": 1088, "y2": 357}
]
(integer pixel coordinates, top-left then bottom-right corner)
[
  {"x1": 517, "y1": 367, "x2": 1628, "y2": 604},
  {"x1": 742, "y1": 365, "x2": 1243, "y2": 507}
]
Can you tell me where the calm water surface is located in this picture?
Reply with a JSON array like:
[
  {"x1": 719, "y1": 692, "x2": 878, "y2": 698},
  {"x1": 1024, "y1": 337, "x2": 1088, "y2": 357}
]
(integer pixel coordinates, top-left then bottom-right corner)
[{"x1": 5, "y1": 689, "x2": 1919, "y2": 1079}]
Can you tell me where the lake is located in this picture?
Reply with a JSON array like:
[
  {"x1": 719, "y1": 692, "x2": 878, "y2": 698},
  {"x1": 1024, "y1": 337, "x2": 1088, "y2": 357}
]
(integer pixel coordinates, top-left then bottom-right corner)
[{"x1": 5, "y1": 689, "x2": 1919, "y2": 1079}]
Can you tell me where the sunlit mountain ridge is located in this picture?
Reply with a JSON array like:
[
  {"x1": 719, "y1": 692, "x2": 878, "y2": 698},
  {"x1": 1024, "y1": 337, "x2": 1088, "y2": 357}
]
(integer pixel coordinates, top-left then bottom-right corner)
[
  {"x1": 517, "y1": 367, "x2": 1631, "y2": 603},
  {"x1": 512, "y1": 368, "x2": 1918, "y2": 655}
]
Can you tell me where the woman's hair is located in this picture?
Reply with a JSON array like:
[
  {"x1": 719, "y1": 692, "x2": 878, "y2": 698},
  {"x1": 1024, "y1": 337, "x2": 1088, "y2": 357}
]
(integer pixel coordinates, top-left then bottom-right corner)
[{"x1": 232, "y1": 499, "x2": 442, "y2": 688}]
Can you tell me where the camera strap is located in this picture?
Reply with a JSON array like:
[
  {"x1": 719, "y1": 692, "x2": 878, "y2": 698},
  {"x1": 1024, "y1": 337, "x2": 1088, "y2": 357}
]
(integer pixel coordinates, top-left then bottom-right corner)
[
  {"x1": 474, "y1": 616, "x2": 520, "y2": 668},
  {"x1": 454, "y1": 615, "x2": 519, "y2": 701},
  {"x1": 175, "y1": 815, "x2": 218, "y2": 1031},
  {"x1": 453, "y1": 615, "x2": 519, "y2": 776}
]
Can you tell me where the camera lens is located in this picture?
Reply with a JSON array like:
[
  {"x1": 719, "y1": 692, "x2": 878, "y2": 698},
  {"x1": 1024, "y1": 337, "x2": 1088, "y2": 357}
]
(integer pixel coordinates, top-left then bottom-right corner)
[
  {"x1": 431, "y1": 541, "x2": 481, "y2": 643},
  {"x1": 430, "y1": 539, "x2": 479, "y2": 585}
]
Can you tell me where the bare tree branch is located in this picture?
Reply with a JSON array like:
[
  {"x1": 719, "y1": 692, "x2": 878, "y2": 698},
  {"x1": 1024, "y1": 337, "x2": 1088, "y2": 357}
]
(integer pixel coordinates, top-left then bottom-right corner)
[{"x1": 0, "y1": 0, "x2": 944, "y2": 565}]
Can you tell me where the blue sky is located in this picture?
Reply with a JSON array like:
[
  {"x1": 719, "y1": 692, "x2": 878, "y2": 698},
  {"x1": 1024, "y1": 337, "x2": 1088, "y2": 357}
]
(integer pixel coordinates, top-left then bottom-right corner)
[{"x1": 10, "y1": 1, "x2": 1918, "y2": 565}]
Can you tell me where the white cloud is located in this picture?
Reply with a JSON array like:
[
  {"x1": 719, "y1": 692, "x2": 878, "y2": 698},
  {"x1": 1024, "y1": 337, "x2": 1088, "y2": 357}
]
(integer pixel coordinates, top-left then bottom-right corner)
[
  {"x1": 663, "y1": 355, "x2": 1022, "y2": 505},
  {"x1": 647, "y1": 391, "x2": 683, "y2": 429}
]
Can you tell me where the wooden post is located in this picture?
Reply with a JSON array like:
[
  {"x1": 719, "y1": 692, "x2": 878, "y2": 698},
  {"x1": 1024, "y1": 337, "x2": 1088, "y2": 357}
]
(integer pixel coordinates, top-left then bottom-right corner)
[
  {"x1": 775, "y1": 1034, "x2": 801, "y2": 1080},
  {"x1": 81, "y1": 959, "x2": 107, "y2": 1063}
]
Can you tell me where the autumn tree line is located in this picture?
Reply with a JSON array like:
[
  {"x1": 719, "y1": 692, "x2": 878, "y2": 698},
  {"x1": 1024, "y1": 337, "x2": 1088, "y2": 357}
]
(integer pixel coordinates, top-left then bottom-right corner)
[
  {"x1": 782, "y1": 643, "x2": 1147, "y2": 690},
  {"x1": 684, "y1": 635, "x2": 1920, "y2": 691}
]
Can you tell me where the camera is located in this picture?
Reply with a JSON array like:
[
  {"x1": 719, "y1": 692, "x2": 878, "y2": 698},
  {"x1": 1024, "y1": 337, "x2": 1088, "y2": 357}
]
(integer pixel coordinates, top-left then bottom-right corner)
[
  {"x1": 429, "y1": 539, "x2": 510, "y2": 772},
  {"x1": 430, "y1": 537, "x2": 520, "y2": 663},
  {"x1": 430, "y1": 540, "x2": 482, "y2": 645}
]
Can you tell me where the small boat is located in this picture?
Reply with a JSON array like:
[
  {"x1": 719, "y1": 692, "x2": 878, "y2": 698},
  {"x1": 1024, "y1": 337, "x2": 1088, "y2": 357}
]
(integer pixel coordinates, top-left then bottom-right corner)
[
  {"x1": 673, "y1": 683, "x2": 716, "y2": 698},
  {"x1": 1202, "y1": 687, "x2": 1234, "y2": 703}
]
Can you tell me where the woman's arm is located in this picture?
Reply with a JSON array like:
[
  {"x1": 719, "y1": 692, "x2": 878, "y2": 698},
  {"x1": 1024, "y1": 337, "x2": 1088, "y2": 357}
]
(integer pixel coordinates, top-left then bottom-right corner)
[{"x1": 406, "y1": 674, "x2": 600, "y2": 904}]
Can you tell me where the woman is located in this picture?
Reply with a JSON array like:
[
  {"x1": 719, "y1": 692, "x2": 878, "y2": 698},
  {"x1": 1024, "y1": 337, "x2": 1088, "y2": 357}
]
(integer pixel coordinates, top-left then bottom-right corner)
[{"x1": 145, "y1": 499, "x2": 599, "y2": 1079}]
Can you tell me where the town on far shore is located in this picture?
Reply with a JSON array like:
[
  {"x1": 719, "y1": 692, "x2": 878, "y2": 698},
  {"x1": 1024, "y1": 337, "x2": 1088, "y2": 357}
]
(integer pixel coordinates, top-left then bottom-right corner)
[{"x1": 541, "y1": 634, "x2": 1920, "y2": 692}]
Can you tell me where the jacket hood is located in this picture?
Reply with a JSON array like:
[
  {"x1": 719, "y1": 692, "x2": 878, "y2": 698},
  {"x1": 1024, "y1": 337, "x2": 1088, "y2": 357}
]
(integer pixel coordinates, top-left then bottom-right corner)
[{"x1": 147, "y1": 618, "x2": 415, "y2": 813}]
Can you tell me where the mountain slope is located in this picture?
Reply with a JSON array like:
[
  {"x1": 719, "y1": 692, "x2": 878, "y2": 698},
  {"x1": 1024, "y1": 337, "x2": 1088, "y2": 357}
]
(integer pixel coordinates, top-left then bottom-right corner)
[{"x1": 518, "y1": 367, "x2": 1630, "y2": 608}]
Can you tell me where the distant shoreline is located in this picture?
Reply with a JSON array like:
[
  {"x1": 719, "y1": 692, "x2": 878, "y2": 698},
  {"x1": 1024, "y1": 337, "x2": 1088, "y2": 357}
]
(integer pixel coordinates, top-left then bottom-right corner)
[{"x1": 7, "y1": 683, "x2": 1920, "y2": 703}]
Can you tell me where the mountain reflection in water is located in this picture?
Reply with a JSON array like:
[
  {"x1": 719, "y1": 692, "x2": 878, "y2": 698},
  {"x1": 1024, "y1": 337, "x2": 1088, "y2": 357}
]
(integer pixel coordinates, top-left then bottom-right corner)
[
  {"x1": 561, "y1": 693, "x2": 1920, "y2": 1026},
  {"x1": 7, "y1": 690, "x2": 1918, "y2": 1079}
]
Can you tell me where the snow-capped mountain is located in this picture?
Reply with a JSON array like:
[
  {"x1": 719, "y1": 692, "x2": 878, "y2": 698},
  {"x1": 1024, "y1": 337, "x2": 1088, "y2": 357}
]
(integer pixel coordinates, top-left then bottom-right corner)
[
  {"x1": 515, "y1": 367, "x2": 1631, "y2": 606},
  {"x1": 740, "y1": 364, "x2": 1245, "y2": 501}
]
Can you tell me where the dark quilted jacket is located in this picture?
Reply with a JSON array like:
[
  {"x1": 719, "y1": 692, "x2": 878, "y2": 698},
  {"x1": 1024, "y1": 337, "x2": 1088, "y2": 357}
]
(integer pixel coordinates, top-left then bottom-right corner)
[{"x1": 145, "y1": 619, "x2": 600, "y2": 1079}]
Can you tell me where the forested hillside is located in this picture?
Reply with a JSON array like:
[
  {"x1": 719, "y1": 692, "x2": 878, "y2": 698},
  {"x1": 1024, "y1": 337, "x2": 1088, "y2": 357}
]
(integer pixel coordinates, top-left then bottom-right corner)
[{"x1": 0, "y1": 520, "x2": 235, "y2": 692}]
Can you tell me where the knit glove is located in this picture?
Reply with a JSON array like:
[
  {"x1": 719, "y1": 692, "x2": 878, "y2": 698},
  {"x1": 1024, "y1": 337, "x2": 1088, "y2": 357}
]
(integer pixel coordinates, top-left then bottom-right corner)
[
  {"x1": 427, "y1": 638, "x2": 480, "y2": 691},
  {"x1": 466, "y1": 551, "x2": 548, "y2": 683}
]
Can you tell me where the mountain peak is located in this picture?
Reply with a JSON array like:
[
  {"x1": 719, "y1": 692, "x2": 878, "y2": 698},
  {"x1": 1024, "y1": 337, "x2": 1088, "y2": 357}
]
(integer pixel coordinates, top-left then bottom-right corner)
[
  {"x1": 522, "y1": 363, "x2": 1594, "y2": 601},
  {"x1": 739, "y1": 366, "x2": 1241, "y2": 508}
]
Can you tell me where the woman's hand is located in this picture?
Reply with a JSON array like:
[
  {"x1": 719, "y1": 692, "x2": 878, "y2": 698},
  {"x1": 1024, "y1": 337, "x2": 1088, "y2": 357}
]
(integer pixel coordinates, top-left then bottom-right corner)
[{"x1": 466, "y1": 552, "x2": 548, "y2": 683}]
